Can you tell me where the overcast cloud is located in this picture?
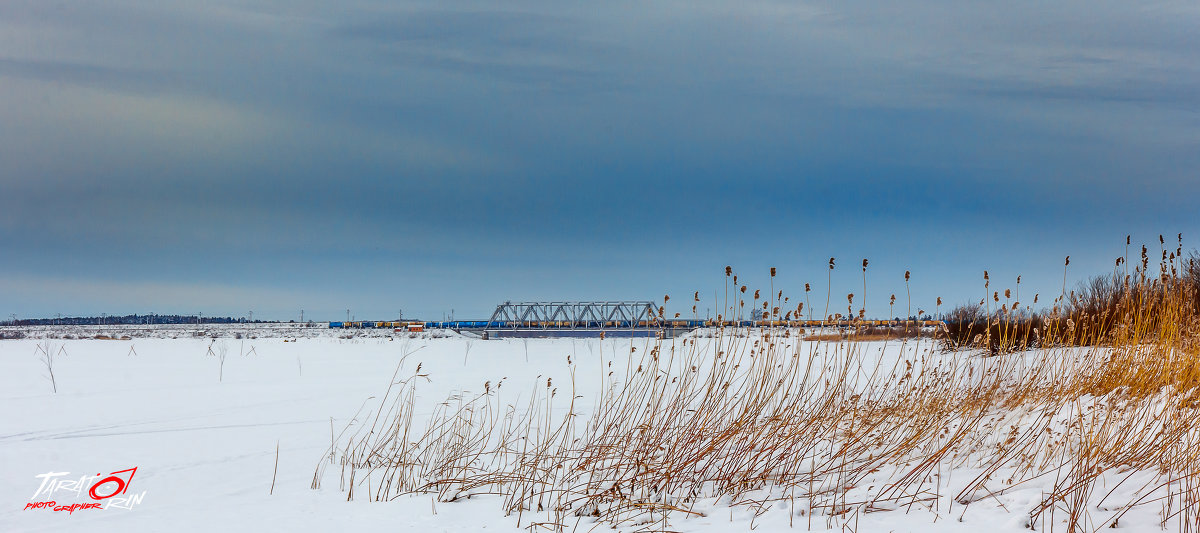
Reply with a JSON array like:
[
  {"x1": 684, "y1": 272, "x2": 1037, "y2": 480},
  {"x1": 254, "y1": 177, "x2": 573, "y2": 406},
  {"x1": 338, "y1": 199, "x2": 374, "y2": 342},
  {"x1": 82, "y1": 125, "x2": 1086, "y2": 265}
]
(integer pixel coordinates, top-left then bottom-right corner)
[{"x1": 2, "y1": 0, "x2": 1197, "y2": 320}]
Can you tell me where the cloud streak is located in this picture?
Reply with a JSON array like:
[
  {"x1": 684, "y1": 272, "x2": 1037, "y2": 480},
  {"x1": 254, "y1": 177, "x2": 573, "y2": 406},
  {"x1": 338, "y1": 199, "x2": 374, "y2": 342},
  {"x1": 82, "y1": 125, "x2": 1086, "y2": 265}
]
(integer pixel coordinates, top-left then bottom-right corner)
[{"x1": 1, "y1": 0, "x2": 1198, "y2": 319}]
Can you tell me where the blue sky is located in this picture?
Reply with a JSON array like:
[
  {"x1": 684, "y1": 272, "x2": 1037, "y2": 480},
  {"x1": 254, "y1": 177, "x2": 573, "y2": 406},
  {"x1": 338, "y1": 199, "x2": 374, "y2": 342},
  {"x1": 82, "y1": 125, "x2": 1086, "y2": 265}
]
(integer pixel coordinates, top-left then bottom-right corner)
[{"x1": 2, "y1": 0, "x2": 1198, "y2": 321}]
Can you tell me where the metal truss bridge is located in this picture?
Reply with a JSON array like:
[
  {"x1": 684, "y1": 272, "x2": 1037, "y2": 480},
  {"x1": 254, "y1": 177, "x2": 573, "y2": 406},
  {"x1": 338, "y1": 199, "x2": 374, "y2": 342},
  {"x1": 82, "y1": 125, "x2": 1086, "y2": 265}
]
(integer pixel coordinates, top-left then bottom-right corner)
[
  {"x1": 483, "y1": 301, "x2": 658, "y2": 328},
  {"x1": 418, "y1": 301, "x2": 666, "y2": 338}
]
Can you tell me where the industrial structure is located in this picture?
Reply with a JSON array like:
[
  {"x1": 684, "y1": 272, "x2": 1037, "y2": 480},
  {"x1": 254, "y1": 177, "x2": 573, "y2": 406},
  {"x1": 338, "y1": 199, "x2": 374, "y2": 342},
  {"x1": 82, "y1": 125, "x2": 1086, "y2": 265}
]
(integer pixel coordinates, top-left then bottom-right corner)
[{"x1": 329, "y1": 300, "x2": 941, "y2": 338}]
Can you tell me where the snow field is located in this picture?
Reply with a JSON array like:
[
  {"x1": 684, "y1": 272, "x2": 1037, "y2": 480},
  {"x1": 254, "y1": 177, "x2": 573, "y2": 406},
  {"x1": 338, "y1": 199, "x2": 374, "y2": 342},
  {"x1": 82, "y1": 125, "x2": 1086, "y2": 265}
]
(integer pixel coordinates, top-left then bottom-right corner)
[{"x1": 1, "y1": 330, "x2": 1194, "y2": 532}]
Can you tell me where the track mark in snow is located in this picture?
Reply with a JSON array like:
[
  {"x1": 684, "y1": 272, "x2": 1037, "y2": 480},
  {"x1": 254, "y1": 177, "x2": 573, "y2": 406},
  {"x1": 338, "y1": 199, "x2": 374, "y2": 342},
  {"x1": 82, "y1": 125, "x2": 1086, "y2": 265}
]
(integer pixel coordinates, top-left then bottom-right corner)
[{"x1": 17, "y1": 419, "x2": 325, "y2": 441}]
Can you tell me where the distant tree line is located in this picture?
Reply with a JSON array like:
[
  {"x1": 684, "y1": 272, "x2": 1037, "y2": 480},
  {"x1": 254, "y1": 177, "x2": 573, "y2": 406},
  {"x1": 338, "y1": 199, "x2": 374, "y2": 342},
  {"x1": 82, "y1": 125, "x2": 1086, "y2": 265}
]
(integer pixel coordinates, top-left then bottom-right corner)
[{"x1": 6, "y1": 314, "x2": 266, "y2": 326}]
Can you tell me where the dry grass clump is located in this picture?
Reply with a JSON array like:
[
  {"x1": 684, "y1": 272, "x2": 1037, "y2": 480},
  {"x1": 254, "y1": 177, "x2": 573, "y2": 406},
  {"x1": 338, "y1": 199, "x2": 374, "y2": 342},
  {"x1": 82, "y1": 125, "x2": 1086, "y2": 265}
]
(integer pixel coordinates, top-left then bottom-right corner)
[
  {"x1": 0, "y1": 329, "x2": 27, "y2": 340},
  {"x1": 946, "y1": 244, "x2": 1199, "y2": 355},
  {"x1": 808, "y1": 325, "x2": 931, "y2": 342},
  {"x1": 317, "y1": 255, "x2": 1200, "y2": 532}
]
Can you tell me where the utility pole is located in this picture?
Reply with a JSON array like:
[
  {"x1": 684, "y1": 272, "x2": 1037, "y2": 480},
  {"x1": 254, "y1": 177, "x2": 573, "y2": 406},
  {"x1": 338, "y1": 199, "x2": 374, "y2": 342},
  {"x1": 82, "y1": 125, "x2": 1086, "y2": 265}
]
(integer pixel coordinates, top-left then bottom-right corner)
[
  {"x1": 249, "y1": 310, "x2": 253, "y2": 323},
  {"x1": 300, "y1": 309, "x2": 304, "y2": 323}
]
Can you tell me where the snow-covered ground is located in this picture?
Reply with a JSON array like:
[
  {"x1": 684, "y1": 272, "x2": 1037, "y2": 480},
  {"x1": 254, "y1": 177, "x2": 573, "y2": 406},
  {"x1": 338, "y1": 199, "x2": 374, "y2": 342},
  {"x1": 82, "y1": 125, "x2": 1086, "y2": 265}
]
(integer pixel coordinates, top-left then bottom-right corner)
[
  {"x1": 1, "y1": 330, "x2": 662, "y2": 532},
  {"x1": 0, "y1": 327, "x2": 1182, "y2": 532}
]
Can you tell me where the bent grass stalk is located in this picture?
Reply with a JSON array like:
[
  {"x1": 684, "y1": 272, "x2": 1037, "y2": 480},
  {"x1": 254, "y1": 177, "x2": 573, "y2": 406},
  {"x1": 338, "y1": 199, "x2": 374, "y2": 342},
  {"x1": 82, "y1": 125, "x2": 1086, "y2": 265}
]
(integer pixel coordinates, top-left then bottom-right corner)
[{"x1": 316, "y1": 252, "x2": 1200, "y2": 531}]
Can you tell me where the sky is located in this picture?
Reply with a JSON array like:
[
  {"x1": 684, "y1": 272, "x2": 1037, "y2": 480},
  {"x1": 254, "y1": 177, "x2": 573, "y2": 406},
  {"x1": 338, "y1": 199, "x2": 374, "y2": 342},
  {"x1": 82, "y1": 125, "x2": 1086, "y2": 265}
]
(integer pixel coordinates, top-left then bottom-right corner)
[{"x1": 2, "y1": 0, "x2": 1198, "y2": 322}]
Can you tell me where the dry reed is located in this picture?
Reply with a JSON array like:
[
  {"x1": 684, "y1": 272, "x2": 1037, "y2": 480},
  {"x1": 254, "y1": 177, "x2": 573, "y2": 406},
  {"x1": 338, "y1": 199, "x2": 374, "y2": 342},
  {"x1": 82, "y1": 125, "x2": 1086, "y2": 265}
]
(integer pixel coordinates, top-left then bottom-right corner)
[{"x1": 316, "y1": 251, "x2": 1200, "y2": 532}]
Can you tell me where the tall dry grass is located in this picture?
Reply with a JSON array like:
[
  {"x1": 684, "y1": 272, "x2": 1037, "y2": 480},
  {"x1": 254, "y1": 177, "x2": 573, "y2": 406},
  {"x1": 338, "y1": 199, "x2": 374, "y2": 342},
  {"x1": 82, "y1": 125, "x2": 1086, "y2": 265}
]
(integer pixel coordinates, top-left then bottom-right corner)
[
  {"x1": 945, "y1": 244, "x2": 1199, "y2": 355},
  {"x1": 316, "y1": 253, "x2": 1200, "y2": 532}
]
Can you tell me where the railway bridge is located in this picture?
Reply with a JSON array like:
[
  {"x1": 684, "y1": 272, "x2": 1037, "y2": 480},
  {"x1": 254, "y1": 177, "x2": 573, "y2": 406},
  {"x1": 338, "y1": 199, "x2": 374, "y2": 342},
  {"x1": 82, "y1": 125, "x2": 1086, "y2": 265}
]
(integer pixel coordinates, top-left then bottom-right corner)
[{"x1": 329, "y1": 300, "x2": 942, "y2": 338}]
